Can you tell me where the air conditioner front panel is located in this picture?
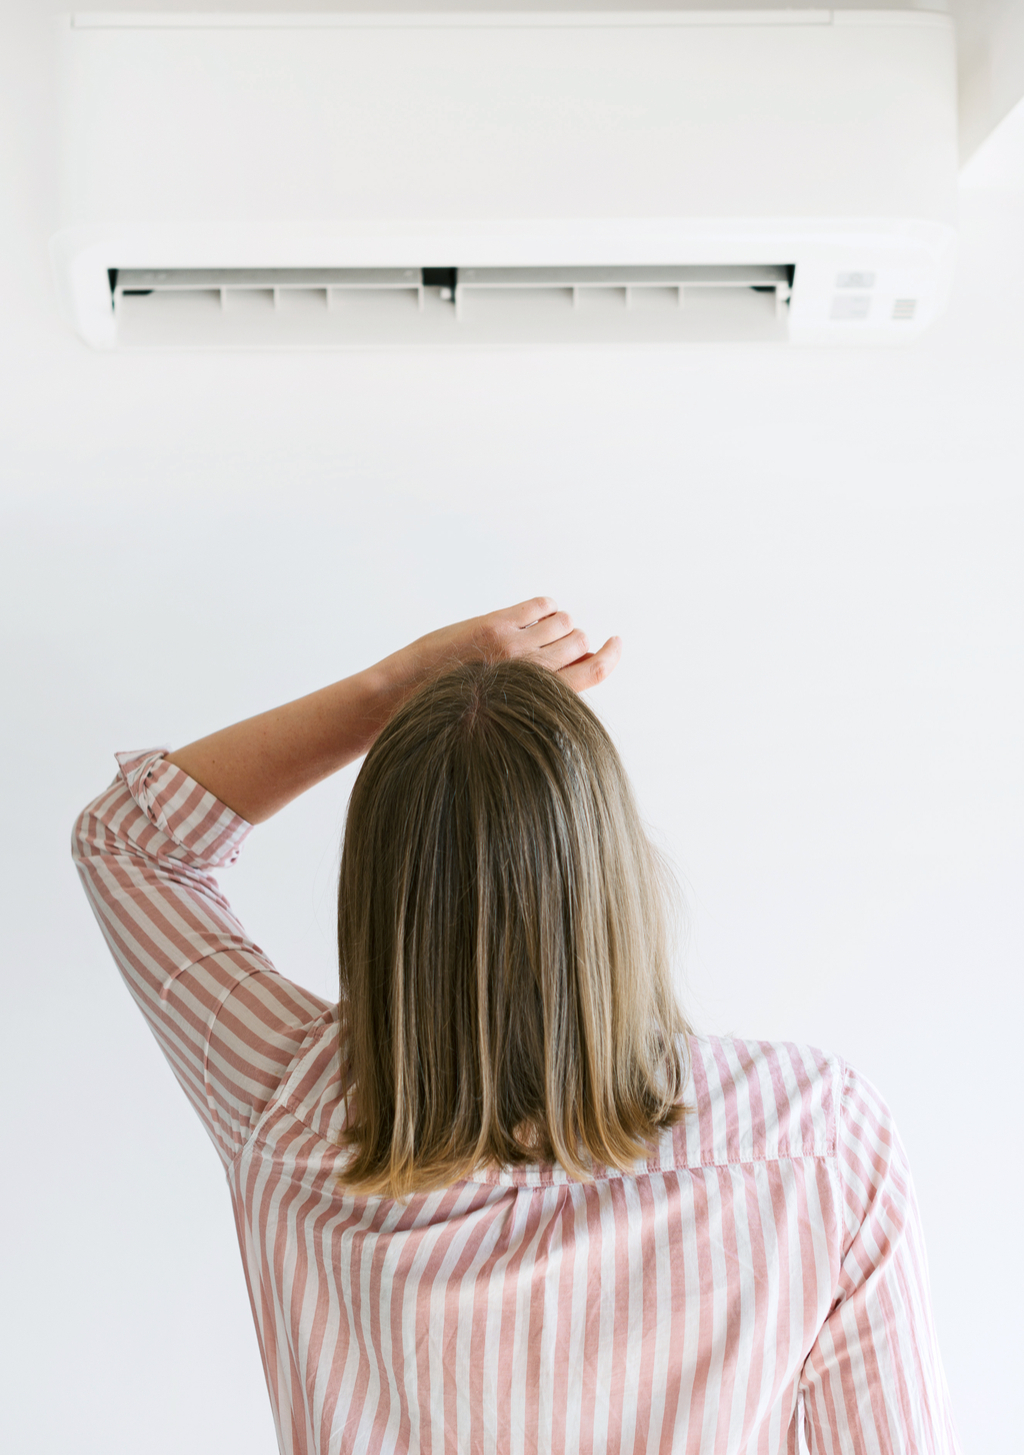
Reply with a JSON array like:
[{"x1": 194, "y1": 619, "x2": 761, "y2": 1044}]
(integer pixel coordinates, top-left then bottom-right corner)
[
  {"x1": 52, "y1": 11, "x2": 959, "y2": 347},
  {"x1": 60, "y1": 12, "x2": 957, "y2": 224}
]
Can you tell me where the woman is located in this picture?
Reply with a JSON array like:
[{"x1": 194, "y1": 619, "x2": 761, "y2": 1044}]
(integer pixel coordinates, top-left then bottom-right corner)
[{"x1": 73, "y1": 597, "x2": 961, "y2": 1455}]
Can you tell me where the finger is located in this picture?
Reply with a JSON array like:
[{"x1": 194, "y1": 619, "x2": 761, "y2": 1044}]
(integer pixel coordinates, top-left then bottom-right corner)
[
  {"x1": 496, "y1": 596, "x2": 558, "y2": 630},
  {"x1": 558, "y1": 636, "x2": 622, "y2": 692},
  {"x1": 521, "y1": 608, "x2": 578, "y2": 650},
  {"x1": 535, "y1": 624, "x2": 591, "y2": 670}
]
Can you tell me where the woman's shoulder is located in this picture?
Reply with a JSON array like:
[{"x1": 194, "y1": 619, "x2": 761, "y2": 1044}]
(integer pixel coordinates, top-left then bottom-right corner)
[{"x1": 656, "y1": 1031, "x2": 846, "y2": 1172}]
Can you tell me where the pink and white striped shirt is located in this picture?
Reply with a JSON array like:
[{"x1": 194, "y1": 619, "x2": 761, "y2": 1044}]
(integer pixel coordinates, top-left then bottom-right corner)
[{"x1": 72, "y1": 749, "x2": 962, "y2": 1455}]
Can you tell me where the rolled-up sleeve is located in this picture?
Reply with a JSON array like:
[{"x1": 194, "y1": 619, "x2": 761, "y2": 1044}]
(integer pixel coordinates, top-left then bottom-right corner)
[
  {"x1": 800, "y1": 1064, "x2": 962, "y2": 1453},
  {"x1": 71, "y1": 748, "x2": 332, "y2": 1167}
]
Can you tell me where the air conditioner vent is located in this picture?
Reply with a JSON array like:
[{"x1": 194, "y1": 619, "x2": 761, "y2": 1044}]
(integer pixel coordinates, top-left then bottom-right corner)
[
  {"x1": 107, "y1": 265, "x2": 796, "y2": 346},
  {"x1": 892, "y1": 298, "x2": 917, "y2": 320}
]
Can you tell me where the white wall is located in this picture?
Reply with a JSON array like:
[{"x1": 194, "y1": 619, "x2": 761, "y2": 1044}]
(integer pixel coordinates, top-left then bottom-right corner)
[
  {"x1": 953, "y1": 0, "x2": 1024, "y2": 158},
  {"x1": 2, "y1": 6, "x2": 1021, "y2": 1453}
]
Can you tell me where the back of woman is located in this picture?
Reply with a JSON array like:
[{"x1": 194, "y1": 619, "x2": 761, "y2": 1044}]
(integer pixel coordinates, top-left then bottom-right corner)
[{"x1": 72, "y1": 600, "x2": 961, "y2": 1454}]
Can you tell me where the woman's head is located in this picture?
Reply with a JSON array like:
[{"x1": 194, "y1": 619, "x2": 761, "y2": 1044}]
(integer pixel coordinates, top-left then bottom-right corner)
[{"x1": 336, "y1": 655, "x2": 692, "y2": 1201}]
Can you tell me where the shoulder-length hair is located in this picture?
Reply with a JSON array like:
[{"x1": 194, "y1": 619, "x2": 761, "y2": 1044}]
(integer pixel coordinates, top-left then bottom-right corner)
[{"x1": 335, "y1": 655, "x2": 693, "y2": 1201}]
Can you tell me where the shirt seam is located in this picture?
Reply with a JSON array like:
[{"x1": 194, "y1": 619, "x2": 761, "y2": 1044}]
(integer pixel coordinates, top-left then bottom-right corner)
[
  {"x1": 233, "y1": 1092, "x2": 841, "y2": 1183},
  {"x1": 225, "y1": 1038, "x2": 845, "y2": 1181}
]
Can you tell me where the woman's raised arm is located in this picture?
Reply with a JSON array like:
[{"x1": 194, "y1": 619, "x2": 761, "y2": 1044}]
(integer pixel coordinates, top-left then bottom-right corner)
[{"x1": 165, "y1": 597, "x2": 621, "y2": 825}]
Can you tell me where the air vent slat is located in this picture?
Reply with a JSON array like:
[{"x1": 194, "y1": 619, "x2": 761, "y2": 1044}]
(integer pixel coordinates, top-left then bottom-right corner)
[{"x1": 109, "y1": 264, "x2": 796, "y2": 344}]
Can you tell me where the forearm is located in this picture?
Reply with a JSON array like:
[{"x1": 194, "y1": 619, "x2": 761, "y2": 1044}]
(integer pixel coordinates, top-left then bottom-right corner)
[{"x1": 164, "y1": 662, "x2": 401, "y2": 824}]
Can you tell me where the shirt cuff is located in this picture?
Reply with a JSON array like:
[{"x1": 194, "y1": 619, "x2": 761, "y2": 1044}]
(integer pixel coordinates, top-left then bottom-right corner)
[{"x1": 115, "y1": 747, "x2": 254, "y2": 869}]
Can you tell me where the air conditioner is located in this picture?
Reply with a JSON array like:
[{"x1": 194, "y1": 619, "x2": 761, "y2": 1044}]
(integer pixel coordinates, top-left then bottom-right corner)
[{"x1": 51, "y1": 9, "x2": 959, "y2": 349}]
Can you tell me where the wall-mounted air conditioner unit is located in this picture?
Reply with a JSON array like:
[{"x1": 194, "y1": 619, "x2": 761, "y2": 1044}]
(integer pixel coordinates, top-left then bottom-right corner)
[{"x1": 51, "y1": 10, "x2": 958, "y2": 348}]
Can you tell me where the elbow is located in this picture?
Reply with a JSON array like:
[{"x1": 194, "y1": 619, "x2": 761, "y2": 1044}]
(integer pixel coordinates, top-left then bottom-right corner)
[
  {"x1": 70, "y1": 805, "x2": 91, "y2": 864},
  {"x1": 70, "y1": 800, "x2": 104, "y2": 866}
]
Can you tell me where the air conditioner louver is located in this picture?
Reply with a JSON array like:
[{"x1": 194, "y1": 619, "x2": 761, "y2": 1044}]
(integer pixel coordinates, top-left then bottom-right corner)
[{"x1": 109, "y1": 265, "x2": 796, "y2": 345}]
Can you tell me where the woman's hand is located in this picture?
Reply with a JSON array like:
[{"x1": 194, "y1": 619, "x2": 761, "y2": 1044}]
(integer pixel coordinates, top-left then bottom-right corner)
[{"x1": 375, "y1": 597, "x2": 622, "y2": 701}]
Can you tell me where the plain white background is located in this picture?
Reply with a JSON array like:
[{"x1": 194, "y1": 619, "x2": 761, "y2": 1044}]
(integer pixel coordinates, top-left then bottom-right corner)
[{"x1": 2, "y1": 3, "x2": 1022, "y2": 1452}]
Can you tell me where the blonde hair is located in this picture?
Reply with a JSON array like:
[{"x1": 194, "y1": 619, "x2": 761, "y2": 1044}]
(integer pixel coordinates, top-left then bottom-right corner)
[{"x1": 335, "y1": 656, "x2": 693, "y2": 1201}]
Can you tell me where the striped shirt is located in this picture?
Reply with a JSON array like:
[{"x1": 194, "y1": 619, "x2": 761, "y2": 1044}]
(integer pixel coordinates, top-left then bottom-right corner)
[{"x1": 72, "y1": 749, "x2": 962, "y2": 1455}]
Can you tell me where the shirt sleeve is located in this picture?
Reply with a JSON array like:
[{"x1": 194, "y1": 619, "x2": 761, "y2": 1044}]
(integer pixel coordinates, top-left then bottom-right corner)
[
  {"x1": 799, "y1": 1063, "x2": 962, "y2": 1454},
  {"x1": 71, "y1": 748, "x2": 334, "y2": 1168}
]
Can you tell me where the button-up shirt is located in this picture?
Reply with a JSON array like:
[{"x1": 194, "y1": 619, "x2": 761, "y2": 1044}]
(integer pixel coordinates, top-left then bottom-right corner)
[{"x1": 72, "y1": 748, "x2": 962, "y2": 1455}]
